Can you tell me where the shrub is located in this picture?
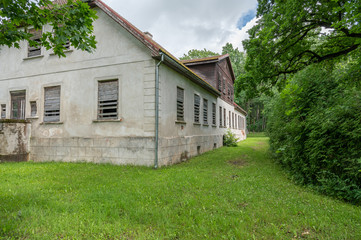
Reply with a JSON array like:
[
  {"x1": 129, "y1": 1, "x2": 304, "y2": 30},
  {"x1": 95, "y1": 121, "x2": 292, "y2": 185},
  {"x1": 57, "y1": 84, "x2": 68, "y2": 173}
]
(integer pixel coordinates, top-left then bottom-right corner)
[
  {"x1": 223, "y1": 129, "x2": 239, "y2": 147},
  {"x1": 266, "y1": 63, "x2": 361, "y2": 204}
]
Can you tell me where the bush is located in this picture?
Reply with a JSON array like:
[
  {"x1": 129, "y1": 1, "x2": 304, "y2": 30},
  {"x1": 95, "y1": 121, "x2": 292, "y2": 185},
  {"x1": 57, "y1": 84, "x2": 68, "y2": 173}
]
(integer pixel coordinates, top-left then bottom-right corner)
[
  {"x1": 266, "y1": 63, "x2": 361, "y2": 204},
  {"x1": 223, "y1": 129, "x2": 239, "y2": 147}
]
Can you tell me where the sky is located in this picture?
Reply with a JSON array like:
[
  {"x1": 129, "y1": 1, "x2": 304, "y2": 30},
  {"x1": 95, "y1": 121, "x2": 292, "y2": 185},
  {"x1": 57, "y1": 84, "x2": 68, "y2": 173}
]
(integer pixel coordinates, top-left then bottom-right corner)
[{"x1": 102, "y1": 0, "x2": 258, "y2": 58}]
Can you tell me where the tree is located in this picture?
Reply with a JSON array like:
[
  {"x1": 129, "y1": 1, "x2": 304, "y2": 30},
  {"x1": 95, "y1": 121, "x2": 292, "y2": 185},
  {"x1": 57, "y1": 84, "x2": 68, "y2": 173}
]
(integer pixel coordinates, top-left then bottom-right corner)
[
  {"x1": 0, "y1": 0, "x2": 97, "y2": 57},
  {"x1": 180, "y1": 48, "x2": 219, "y2": 60},
  {"x1": 222, "y1": 43, "x2": 246, "y2": 79},
  {"x1": 243, "y1": 0, "x2": 361, "y2": 97}
]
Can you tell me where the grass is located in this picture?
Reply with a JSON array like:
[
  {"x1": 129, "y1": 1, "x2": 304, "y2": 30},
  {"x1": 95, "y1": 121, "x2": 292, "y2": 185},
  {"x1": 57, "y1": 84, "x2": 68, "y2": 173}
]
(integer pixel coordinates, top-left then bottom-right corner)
[{"x1": 0, "y1": 136, "x2": 360, "y2": 239}]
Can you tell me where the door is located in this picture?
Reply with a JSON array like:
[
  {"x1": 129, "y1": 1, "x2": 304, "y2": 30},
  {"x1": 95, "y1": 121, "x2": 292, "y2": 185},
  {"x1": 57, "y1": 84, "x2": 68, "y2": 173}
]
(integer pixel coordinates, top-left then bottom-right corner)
[{"x1": 11, "y1": 91, "x2": 26, "y2": 120}]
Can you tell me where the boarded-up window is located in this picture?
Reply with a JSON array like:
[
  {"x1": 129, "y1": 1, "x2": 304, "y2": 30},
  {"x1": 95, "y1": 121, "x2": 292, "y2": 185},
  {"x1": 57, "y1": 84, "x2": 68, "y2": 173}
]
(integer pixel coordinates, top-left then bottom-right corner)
[
  {"x1": 194, "y1": 94, "x2": 200, "y2": 123},
  {"x1": 44, "y1": 86, "x2": 60, "y2": 122},
  {"x1": 176, "y1": 87, "x2": 184, "y2": 121},
  {"x1": 203, "y1": 98, "x2": 208, "y2": 124},
  {"x1": 212, "y1": 103, "x2": 216, "y2": 125},
  {"x1": 30, "y1": 101, "x2": 37, "y2": 117},
  {"x1": 232, "y1": 112, "x2": 234, "y2": 129},
  {"x1": 11, "y1": 91, "x2": 26, "y2": 120},
  {"x1": 223, "y1": 108, "x2": 226, "y2": 127},
  {"x1": 219, "y1": 106, "x2": 222, "y2": 127},
  {"x1": 1, "y1": 104, "x2": 6, "y2": 119},
  {"x1": 98, "y1": 80, "x2": 118, "y2": 120},
  {"x1": 229, "y1": 111, "x2": 231, "y2": 127},
  {"x1": 28, "y1": 29, "x2": 42, "y2": 57}
]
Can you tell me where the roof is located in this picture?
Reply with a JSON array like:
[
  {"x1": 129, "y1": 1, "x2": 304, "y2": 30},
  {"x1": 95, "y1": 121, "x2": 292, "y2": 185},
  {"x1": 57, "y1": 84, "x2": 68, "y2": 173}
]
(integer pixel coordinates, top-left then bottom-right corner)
[
  {"x1": 90, "y1": 0, "x2": 221, "y2": 96},
  {"x1": 182, "y1": 54, "x2": 236, "y2": 82}
]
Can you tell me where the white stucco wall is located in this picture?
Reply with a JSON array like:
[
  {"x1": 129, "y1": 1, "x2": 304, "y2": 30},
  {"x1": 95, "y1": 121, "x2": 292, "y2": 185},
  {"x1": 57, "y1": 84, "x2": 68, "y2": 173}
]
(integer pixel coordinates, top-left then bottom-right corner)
[
  {"x1": 0, "y1": 8, "x2": 157, "y2": 165},
  {"x1": 157, "y1": 65, "x2": 246, "y2": 166}
]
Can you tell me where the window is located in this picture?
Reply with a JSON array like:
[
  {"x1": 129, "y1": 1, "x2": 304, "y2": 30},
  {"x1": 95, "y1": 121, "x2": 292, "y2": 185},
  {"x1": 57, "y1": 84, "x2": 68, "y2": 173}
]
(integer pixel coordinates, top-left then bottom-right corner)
[
  {"x1": 217, "y1": 73, "x2": 222, "y2": 91},
  {"x1": 1, "y1": 104, "x2": 6, "y2": 119},
  {"x1": 223, "y1": 108, "x2": 226, "y2": 127},
  {"x1": 232, "y1": 112, "x2": 234, "y2": 129},
  {"x1": 28, "y1": 28, "x2": 42, "y2": 57},
  {"x1": 219, "y1": 107, "x2": 222, "y2": 127},
  {"x1": 44, "y1": 86, "x2": 61, "y2": 122},
  {"x1": 235, "y1": 114, "x2": 238, "y2": 129},
  {"x1": 203, "y1": 98, "x2": 208, "y2": 124},
  {"x1": 11, "y1": 91, "x2": 26, "y2": 120},
  {"x1": 240, "y1": 116, "x2": 245, "y2": 130},
  {"x1": 212, "y1": 103, "x2": 216, "y2": 125},
  {"x1": 176, "y1": 87, "x2": 184, "y2": 121},
  {"x1": 98, "y1": 80, "x2": 118, "y2": 120},
  {"x1": 229, "y1": 111, "x2": 231, "y2": 127},
  {"x1": 194, "y1": 94, "x2": 200, "y2": 123},
  {"x1": 30, "y1": 101, "x2": 37, "y2": 117},
  {"x1": 222, "y1": 78, "x2": 226, "y2": 94}
]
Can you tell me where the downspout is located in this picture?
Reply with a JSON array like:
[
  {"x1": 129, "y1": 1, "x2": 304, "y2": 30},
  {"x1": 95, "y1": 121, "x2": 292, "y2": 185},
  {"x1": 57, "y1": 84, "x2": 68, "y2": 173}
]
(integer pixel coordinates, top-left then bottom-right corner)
[{"x1": 154, "y1": 52, "x2": 164, "y2": 169}]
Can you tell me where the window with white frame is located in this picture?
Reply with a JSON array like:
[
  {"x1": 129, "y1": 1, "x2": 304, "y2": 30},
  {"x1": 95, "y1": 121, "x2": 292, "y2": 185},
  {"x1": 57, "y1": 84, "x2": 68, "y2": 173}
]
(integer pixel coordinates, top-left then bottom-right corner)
[
  {"x1": 44, "y1": 86, "x2": 61, "y2": 122},
  {"x1": 98, "y1": 80, "x2": 118, "y2": 120}
]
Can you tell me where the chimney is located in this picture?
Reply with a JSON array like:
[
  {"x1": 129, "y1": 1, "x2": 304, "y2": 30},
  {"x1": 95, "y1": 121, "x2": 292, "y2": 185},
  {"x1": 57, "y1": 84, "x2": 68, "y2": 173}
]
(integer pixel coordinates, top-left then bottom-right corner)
[{"x1": 144, "y1": 31, "x2": 153, "y2": 39}]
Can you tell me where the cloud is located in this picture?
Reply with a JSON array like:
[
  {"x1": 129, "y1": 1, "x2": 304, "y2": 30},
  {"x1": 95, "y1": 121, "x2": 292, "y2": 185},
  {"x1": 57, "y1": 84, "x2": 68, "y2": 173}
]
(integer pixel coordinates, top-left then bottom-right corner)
[{"x1": 102, "y1": 0, "x2": 258, "y2": 57}]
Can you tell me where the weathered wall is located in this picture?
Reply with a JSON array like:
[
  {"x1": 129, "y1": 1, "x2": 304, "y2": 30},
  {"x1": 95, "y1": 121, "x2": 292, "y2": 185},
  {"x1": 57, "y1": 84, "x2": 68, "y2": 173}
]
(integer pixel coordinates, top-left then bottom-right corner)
[
  {"x1": 0, "y1": 8, "x2": 157, "y2": 165},
  {"x1": 157, "y1": 64, "x2": 246, "y2": 166},
  {"x1": 0, "y1": 120, "x2": 31, "y2": 162}
]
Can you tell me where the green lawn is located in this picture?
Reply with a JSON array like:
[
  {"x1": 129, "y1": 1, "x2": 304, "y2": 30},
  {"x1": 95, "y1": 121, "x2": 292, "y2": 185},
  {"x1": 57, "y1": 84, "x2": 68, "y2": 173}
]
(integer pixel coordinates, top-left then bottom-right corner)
[{"x1": 1, "y1": 136, "x2": 360, "y2": 239}]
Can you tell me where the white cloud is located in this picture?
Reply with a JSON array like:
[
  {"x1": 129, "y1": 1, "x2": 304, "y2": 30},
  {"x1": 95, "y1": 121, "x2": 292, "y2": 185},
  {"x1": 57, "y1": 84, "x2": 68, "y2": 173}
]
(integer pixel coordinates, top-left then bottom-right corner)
[{"x1": 102, "y1": 0, "x2": 258, "y2": 57}]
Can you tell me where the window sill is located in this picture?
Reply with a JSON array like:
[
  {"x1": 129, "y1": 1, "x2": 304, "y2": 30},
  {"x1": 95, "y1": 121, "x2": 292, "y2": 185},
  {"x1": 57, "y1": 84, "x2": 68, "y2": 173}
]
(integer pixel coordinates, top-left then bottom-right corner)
[
  {"x1": 175, "y1": 120, "x2": 186, "y2": 125},
  {"x1": 212, "y1": 125, "x2": 217, "y2": 128},
  {"x1": 93, "y1": 118, "x2": 122, "y2": 123},
  {"x1": 23, "y1": 55, "x2": 44, "y2": 60},
  {"x1": 40, "y1": 121, "x2": 63, "y2": 125},
  {"x1": 203, "y1": 124, "x2": 209, "y2": 127},
  {"x1": 193, "y1": 122, "x2": 201, "y2": 126},
  {"x1": 50, "y1": 49, "x2": 73, "y2": 56},
  {"x1": 26, "y1": 116, "x2": 39, "y2": 120}
]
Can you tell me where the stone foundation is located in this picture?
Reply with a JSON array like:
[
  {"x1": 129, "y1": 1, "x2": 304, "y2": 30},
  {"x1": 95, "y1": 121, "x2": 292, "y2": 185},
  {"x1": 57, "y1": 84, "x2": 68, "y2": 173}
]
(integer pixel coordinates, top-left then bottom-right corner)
[
  {"x1": 30, "y1": 137, "x2": 155, "y2": 166},
  {"x1": 158, "y1": 134, "x2": 223, "y2": 166}
]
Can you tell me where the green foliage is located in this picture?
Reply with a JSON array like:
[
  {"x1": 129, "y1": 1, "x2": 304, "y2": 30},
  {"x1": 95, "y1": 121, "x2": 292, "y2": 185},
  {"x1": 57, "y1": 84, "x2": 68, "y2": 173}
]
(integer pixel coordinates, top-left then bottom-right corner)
[
  {"x1": 222, "y1": 43, "x2": 246, "y2": 79},
  {"x1": 1, "y1": 137, "x2": 361, "y2": 239},
  {"x1": 179, "y1": 48, "x2": 219, "y2": 60},
  {"x1": 0, "y1": 0, "x2": 98, "y2": 57},
  {"x1": 267, "y1": 62, "x2": 361, "y2": 204},
  {"x1": 242, "y1": 0, "x2": 361, "y2": 98},
  {"x1": 223, "y1": 128, "x2": 239, "y2": 147}
]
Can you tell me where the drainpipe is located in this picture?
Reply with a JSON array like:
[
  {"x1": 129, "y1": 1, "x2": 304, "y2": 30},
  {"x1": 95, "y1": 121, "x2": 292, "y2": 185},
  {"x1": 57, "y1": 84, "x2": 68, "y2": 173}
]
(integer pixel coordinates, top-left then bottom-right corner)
[{"x1": 154, "y1": 52, "x2": 164, "y2": 169}]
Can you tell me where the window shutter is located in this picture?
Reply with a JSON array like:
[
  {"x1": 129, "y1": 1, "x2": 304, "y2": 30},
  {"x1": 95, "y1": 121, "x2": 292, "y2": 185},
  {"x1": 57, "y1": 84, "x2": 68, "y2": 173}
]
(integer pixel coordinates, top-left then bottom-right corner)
[
  {"x1": 44, "y1": 86, "x2": 60, "y2": 122},
  {"x1": 98, "y1": 80, "x2": 118, "y2": 120},
  {"x1": 212, "y1": 103, "x2": 216, "y2": 125},
  {"x1": 176, "y1": 87, "x2": 184, "y2": 121},
  {"x1": 194, "y1": 94, "x2": 200, "y2": 123},
  {"x1": 219, "y1": 107, "x2": 222, "y2": 126},
  {"x1": 203, "y1": 98, "x2": 208, "y2": 124},
  {"x1": 28, "y1": 29, "x2": 42, "y2": 57}
]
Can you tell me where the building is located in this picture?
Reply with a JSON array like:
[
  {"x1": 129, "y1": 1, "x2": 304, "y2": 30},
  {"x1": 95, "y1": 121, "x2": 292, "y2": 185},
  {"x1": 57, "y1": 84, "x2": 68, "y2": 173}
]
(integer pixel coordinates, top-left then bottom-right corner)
[{"x1": 0, "y1": 0, "x2": 247, "y2": 166}]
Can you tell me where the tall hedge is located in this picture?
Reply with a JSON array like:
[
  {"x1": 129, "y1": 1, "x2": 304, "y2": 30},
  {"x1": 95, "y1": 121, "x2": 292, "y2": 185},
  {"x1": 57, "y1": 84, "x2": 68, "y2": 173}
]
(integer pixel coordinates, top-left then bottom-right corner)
[{"x1": 266, "y1": 62, "x2": 361, "y2": 204}]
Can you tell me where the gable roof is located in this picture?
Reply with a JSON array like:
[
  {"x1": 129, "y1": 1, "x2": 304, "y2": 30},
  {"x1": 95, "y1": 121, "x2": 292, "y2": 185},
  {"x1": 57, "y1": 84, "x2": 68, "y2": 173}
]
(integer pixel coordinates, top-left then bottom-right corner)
[
  {"x1": 88, "y1": 0, "x2": 221, "y2": 96},
  {"x1": 181, "y1": 54, "x2": 236, "y2": 82}
]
